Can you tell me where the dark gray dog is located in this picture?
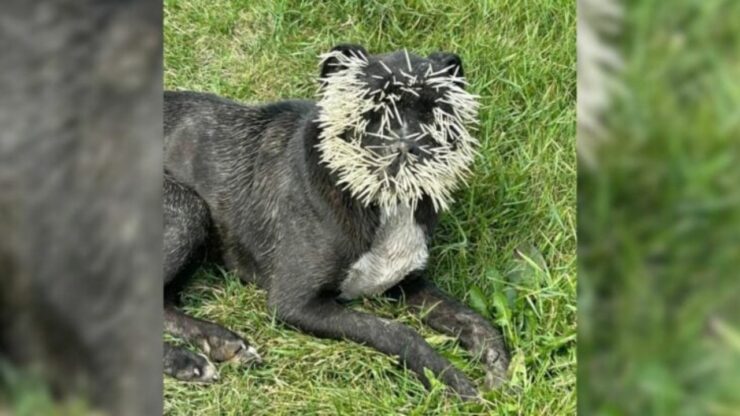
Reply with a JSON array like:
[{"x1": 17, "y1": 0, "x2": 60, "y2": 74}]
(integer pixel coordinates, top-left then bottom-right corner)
[{"x1": 163, "y1": 44, "x2": 509, "y2": 398}]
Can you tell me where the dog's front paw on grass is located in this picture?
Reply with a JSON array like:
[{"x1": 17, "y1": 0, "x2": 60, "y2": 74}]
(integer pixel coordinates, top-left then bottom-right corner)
[
  {"x1": 165, "y1": 346, "x2": 220, "y2": 383},
  {"x1": 200, "y1": 330, "x2": 263, "y2": 368},
  {"x1": 482, "y1": 347, "x2": 510, "y2": 391},
  {"x1": 436, "y1": 367, "x2": 481, "y2": 402},
  {"x1": 226, "y1": 342, "x2": 264, "y2": 367},
  {"x1": 188, "y1": 354, "x2": 220, "y2": 383}
]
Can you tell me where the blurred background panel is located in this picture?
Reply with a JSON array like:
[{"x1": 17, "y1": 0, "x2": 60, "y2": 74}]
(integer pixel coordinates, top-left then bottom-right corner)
[
  {"x1": 0, "y1": 0, "x2": 162, "y2": 414},
  {"x1": 578, "y1": 0, "x2": 740, "y2": 414}
]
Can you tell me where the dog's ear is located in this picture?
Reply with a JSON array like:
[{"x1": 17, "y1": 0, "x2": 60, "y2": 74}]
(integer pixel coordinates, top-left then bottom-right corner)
[
  {"x1": 320, "y1": 44, "x2": 369, "y2": 78},
  {"x1": 427, "y1": 52, "x2": 464, "y2": 79}
]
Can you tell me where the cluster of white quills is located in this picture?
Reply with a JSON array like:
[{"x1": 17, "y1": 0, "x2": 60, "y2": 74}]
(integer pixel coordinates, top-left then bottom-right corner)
[{"x1": 316, "y1": 49, "x2": 480, "y2": 212}]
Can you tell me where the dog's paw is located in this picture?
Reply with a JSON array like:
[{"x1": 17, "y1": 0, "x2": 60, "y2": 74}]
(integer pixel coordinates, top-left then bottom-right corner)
[
  {"x1": 187, "y1": 354, "x2": 220, "y2": 383},
  {"x1": 452, "y1": 380, "x2": 482, "y2": 402},
  {"x1": 441, "y1": 368, "x2": 481, "y2": 401},
  {"x1": 227, "y1": 341, "x2": 264, "y2": 367},
  {"x1": 202, "y1": 333, "x2": 263, "y2": 367},
  {"x1": 165, "y1": 347, "x2": 219, "y2": 383},
  {"x1": 482, "y1": 347, "x2": 509, "y2": 390}
]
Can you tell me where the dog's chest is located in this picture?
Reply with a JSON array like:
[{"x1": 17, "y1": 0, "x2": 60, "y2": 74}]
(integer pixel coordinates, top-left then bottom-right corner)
[{"x1": 338, "y1": 205, "x2": 428, "y2": 300}]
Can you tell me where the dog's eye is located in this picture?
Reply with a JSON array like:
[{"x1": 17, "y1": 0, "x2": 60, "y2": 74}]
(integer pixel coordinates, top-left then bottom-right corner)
[
  {"x1": 420, "y1": 97, "x2": 436, "y2": 111},
  {"x1": 417, "y1": 108, "x2": 434, "y2": 124}
]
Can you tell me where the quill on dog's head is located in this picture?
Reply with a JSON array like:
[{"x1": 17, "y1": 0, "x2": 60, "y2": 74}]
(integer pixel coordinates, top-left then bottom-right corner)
[{"x1": 316, "y1": 44, "x2": 480, "y2": 212}]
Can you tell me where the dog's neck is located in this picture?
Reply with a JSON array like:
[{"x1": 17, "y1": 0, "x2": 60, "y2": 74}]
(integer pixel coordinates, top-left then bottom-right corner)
[{"x1": 301, "y1": 112, "x2": 381, "y2": 245}]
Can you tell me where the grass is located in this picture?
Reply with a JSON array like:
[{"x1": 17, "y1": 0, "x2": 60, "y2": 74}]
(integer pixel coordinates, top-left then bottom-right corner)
[
  {"x1": 578, "y1": 0, "x2": 740, "y2": 415},
  {"x1": 164, "y1": 0, "x2": 576, "y2": 414}
]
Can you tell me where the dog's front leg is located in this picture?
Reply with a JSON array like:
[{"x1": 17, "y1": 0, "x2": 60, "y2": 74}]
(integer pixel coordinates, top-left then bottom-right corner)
[
  {"x1": 390, "y1": 277, "x2": 510, "y2": 390},
  {"x1": 269, "y1": 294, "x2": 479, "y2": 399}
]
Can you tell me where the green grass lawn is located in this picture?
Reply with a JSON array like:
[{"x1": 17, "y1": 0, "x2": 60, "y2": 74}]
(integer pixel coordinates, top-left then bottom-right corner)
[
  {"x1": 164, "y1": 0, "x2": 576, "y2": 414},
  {"x1": 579, "y1": 1, "x2": 740, "y2": 414}
]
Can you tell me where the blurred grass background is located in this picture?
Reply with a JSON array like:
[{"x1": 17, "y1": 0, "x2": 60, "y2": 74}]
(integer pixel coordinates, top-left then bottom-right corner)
[
  {"x1": 164, "y1": 0, "x2": 576, "y2": 414},
  {"x1": 578, "y1": 0, "x2": 740, "y2": 415}
]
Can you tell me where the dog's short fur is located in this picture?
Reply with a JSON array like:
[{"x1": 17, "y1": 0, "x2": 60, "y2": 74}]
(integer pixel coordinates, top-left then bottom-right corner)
[
  {"x1": 0, "y1": 1, "x2": 162, "y2": 413},
  {"x1": 163, "y1": 44, "x2": 509, "y2": 398}
]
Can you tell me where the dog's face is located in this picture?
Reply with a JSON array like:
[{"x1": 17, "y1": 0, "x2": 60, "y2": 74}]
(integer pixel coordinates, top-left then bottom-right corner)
[{"x1": 316, "y1": 44, "x2": 479, "y2": 212}]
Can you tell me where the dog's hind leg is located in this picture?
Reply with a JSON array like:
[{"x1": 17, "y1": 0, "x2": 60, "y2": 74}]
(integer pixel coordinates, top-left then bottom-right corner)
[
  {"x1": 163, "y1": 175, "x2": 261, "y2": 381},
  {"x1": 164, "y1": 173, "x2": 211, "y2": 286},
  {"x1": 388, "y1": 276, "x2": 510, "y2": 390}
]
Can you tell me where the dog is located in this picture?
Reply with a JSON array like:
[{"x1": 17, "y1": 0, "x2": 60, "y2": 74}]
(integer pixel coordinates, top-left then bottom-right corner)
[{"x1": 163, "y1": 44, "x2": 509, "y2": 398}]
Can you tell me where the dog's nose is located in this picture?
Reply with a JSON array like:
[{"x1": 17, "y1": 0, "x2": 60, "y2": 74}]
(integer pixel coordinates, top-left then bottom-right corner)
[{"x1": 399, "y1": 139, "x2": 421, "y2": 156}]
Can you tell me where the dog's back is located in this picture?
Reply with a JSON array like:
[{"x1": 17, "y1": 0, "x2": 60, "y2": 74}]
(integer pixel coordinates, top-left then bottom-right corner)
[
  {"x1": 164, "y1": 91, "x2": 328, "y2": 283},
  {"x1": 164, "y1": 91, "x2": 313, "y2": 201}
]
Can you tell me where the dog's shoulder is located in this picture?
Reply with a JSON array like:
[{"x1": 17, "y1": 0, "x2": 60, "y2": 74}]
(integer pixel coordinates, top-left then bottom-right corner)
[{"x1": 261, "y1": 99, "x2": 315, "y2": 116}]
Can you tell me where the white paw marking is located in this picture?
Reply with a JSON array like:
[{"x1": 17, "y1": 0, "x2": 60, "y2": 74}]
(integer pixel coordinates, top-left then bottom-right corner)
[{"x1": 196, "y1": 353, "x2": 219, "y2": 382}]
